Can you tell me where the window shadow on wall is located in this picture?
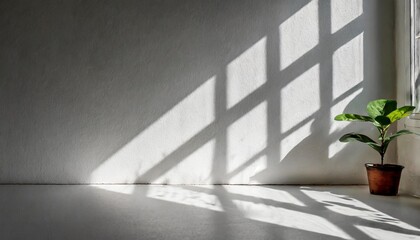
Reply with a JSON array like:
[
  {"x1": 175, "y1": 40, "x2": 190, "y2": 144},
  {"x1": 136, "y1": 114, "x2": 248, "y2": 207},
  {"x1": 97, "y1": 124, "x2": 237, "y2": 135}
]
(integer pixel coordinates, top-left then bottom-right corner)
[
  {"x1": 0, "y1": 0, "x2": 395, "y2": 184},
  {"x1": 93, "y1": 1, "x2": 390, "y2": 184},
  {"x1": 85, "y1": 0, "x2": 395, "y2": 185}
]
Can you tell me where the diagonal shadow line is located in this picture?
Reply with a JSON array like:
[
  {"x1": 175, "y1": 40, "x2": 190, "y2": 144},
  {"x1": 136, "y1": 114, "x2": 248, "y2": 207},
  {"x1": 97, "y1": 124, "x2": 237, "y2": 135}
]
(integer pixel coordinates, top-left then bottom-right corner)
[
  {"x1": 133, "y1": 82, "x2": 298, "y2": 183},
  {"x1": 114, "y1": 11, "x2": 365, "y2": 182},
  {"x1": 88, "y1": 3, "x2": 310, "y2": 171},
  {"x1": 142, "y1": 0, "x2": 400, "y2": 236},
  {"x1": 353, "y1": 224, "x2": 420, "y2": 237},
  {"x1": 293, "y1": 189, "x2": 420, "y2": 235},
  {"x1": 90, "y1": 1, "x2": 314, "y2": 170},
  {"x1": 226, "y1": 148, "x2": 267, "y2": 179},
  {"x1": 110, "y1": 6, "x2": 365, "y2": 175},
  {"x1": 231, "y1": 74, "x2": 360, "y2": 145},
  {"x1": 147, "y1": 189, "x2": 360, "y2": 240},
  {"x1": 228, "y1": 60, "x2": 363, "y2": 146},
  {"x1": 328, "y1": 13, "x2": 366, "y2": 52},
  {"x1": 263, "y1": 0, "x2": 367, "y2": 177},
  {"x1": 134, "y1": 95, "x2": 267, "y2": 182},
  {"x1": 179, "y1": 185, "x2": 307, "y2": 210},
  {"x1": 177, "y1": 184, "x2": 420, "y2": 238},
  {"x1": 322, "y1": 200, "x2": 379, "y2": 213},
  {"x1": 211, "y1": 70, "x2": 228, "y2": 183},
  {"x1": 262, "y1": 186, "x2": 375, "y2": 240},
  {"x1": 212, "y1": 185, "x2": 244, "y2": 216},
  {"x1": 233, "y1": 13, "x2": 365, "y2": 115},
  {"x1": 296, "y1": 186, "x2": 420, "y2": 234},
  {"x1": 135, "y1": 6, "x2": 365, "y2": 184},
  {"x1": 136, "y1": 66, "x2": 364, "y2": 185},
  {"x1": 135, "y1": 123, "x2": 215, "y2": 183},
  {"x1": 331, "y1": 82, "x2": 364, "y2": 106},
  {"x1": 135, "y1": 39, "x2": 365, "y2": 184},
  {"x1": 261, "y1": 109, "x2": 366, "y2": 178},
  {"x1": 226, "y1": 84, "x2": 363, "y2": 181},
  {"x1": 293, "y1": 192, "x2": 420, "y2": 237},
  {"x1": 278, "y1": 16, "x2": 365, "y2": 90},
  {"x1": 226, "y1": 111, "x2": 360, "y2": 179},
  {"x1": 135, "y1": 91, "x2": 267, "y2": 183},
  {"x1": 265, "y1": 5, "x2": 282, "y2": 169}
]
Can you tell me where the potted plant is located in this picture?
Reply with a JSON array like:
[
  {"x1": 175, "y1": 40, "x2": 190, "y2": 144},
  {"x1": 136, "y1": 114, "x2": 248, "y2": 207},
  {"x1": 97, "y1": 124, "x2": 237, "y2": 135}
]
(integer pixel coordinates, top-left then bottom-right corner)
[{"x1": 334, "y1": 99, "x2": 416, "y2": 195}]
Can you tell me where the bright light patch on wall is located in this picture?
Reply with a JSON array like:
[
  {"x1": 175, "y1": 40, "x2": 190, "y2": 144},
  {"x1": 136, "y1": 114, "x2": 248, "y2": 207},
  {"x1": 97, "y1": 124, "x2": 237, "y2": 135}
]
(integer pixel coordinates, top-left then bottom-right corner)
[
  {"x1": 227, "y1": 37, "x2": 267, "y2": 108},
  {"x1": 302, "y1": 189, "x2": 420, "y2": 232},
  {"x1": 331, "y1": 0, "x2": 363, "y2": 34},
  {"x1": 155, "y1": 139, "x2": 215, "y2": 184},
  {"x1": 281, "y1": 119, "x2": 314, "y2": 160},
  {"x1": 224, "y1": 186, "x2": 305, "y2": 206},
  {"x1": 328, "y1": 88, "x2": 363, "y2": 158},
  {"x1": 279, "y1": 0, "x2": 319, "y2": 70},
  {"x1": 281, "y1": 64, "x2": 320, "y2": 133},
  {"x1": 332, "y1": 33, "x2": 364, "y2": 100},
  {"x1": 399, "y1": 134, "x2": 420, "y2": 175},
  {"x1": 227, "y1": 102, "x2": 267, "y2": 175},
  {"x1": 91, "y1": 184, "x2": 135, "y2": 195},
  {"x1": 89, "y1": 77, "x2": 216, "y2": 184},
  {"x1": 355, "y1": 226, "x2": 420, "y2": 240},
  {"x1": 232, "y1": 199, "x2": 353, "y2": 239},
  {"x1": 328, "y1": 141, "x2": 347, "y2": 160},
  {"x1": 329, "y1": 88, "x2": 363, "y2": 134},
  {"x1": 147, "y1": 186, "x2": 223, "y2": 212},
  {"x1": 228, "y1": 155, "x2": 267, "y2": 183}
]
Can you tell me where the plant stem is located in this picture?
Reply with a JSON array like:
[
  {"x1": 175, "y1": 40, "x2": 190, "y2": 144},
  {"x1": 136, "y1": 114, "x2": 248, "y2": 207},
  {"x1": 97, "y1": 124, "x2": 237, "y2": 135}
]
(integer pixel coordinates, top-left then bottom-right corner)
[{"x1": 380, "y1": 127, "x2": 386, "y2": 165}]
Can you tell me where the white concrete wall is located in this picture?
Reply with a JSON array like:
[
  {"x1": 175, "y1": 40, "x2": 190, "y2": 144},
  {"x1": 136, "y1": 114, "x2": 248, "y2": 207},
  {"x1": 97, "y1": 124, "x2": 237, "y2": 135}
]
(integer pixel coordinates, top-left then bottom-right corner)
[
  {"x1": 398, "y1": 120, "x2": 420, "y2": 196},
  {"x1": 0, "y1": 0, "x2": 395, "y2": 184}
]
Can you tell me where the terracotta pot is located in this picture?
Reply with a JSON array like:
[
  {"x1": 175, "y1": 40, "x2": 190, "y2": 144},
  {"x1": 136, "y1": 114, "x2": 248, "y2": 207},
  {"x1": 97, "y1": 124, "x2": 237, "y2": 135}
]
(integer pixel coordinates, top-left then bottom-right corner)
[{"x1": 365, "y1": 163, "x2": 404, "y2": 196}]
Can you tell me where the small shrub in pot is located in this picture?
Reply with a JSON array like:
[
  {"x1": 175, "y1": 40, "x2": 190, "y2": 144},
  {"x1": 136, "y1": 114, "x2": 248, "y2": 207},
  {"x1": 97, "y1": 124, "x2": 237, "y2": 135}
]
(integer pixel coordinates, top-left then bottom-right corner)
[{"x1": 335, "y1": 99, "x2": 416, "y2": 195}]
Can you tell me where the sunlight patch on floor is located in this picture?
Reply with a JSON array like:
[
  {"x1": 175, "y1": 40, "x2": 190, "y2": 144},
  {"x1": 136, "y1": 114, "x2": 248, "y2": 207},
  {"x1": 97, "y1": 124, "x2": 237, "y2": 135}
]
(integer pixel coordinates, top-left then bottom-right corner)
[
  {"x1": 355, "y1": 225, "x2": 420, "y2": 240},
  {"x1": 232, "y1": 199, "x2": 353, "y2": 239},
  {"x1": 90, "y1": 184, "x2": 136, "y2": 195},
  {"x1": 224, "y1": 186, "x2": 306, "y2": 207},
  {"x1": 301, "y1": 188, "x2": 420, "y2": 232},
  {"x1": 146, "y1": 185, "x2": 223, "y2": 212}
]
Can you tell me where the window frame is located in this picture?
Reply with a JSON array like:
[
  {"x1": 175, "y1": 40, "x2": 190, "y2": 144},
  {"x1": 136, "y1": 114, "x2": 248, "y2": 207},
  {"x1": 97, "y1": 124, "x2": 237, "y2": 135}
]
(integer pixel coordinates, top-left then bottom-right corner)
[{"x1": 410, "y1": 0, "x2": 420, "y2": 119}]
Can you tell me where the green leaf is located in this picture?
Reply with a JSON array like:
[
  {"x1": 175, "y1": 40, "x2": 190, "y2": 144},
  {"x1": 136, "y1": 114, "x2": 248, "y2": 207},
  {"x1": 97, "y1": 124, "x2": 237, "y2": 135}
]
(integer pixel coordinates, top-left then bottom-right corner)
[
  {"x1": 367, "y1": 99, "x2": 397, "y2": 118},
  {"x1": 382, "y1": 130, "x2": 415, "y2": 154},
  {"x1": 374, "y1": 116, "x2": 391, "y2": 127},
  {"x1": 339, "y1": 133, "x2": 381, "y2": 154},
  {"x1": 334, "y1": 114, "x2": 373, "y2": 122},
  {"x1": 385, "y1": 129, "x2": 415, "y2": 142},
  {"x1": 387, "y1": 106, "x2": 416, "y2": 123}
]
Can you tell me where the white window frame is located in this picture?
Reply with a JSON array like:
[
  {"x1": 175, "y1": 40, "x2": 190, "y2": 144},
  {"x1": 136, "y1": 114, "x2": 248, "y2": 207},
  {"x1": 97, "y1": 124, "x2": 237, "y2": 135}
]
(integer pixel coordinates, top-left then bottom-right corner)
[{"x1": 410, "y1": 0, "x2": 420, "y2": 119}]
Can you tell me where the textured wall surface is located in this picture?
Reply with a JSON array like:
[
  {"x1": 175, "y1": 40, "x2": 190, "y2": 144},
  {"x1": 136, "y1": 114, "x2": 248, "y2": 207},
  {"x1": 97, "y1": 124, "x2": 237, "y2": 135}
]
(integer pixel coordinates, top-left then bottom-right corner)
[
  {"x1": 398, "y1": 122, "x2": 420, "y2": 196},
  {"x1": 0, "y1": 0, "x2": 395, "y2": 184}
]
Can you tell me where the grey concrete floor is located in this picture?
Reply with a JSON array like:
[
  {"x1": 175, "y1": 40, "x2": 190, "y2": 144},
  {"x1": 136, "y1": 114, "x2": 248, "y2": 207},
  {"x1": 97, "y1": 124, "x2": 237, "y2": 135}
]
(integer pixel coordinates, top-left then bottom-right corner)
[{"x1": 0, "y1": 185, "x2": 419, "y2": 240}]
